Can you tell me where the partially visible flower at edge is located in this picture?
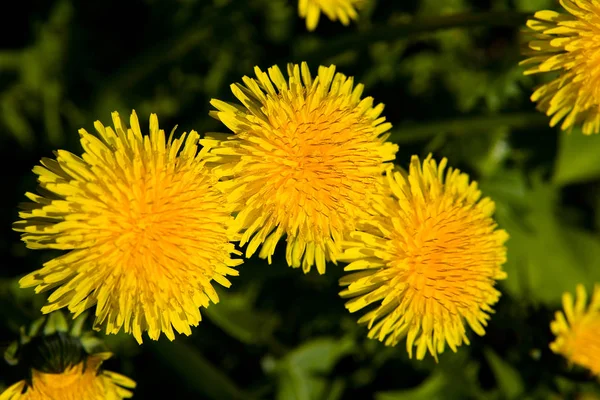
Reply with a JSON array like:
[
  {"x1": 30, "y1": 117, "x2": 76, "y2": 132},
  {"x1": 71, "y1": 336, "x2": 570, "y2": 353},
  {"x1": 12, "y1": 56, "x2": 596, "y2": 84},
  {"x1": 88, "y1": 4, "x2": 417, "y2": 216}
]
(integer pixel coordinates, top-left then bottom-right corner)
[
  {"x1": 299, "y1": 0, "x2": 364, "y2": 31},
  {"x1": 339, "y1": 154, "x2": 508, "y2": 361},
  {"x1": 0, "y1": 352, "x2": 135, "y2": 400},
  {"x1": 550, "y1": 283, "x2": 600, "y2": 377},
  {"x1": 13, "y1": 111, "x2": 242, "y2": 343},
  {"x1": 520, "y1": 0, "x2": 600, "y2": 134},
  {"x1": 1, "y1": 312, "x2": 135, "y2": 400},
  {"x1": 201, "y1": 61, "x2": 398, "y2": 274}
]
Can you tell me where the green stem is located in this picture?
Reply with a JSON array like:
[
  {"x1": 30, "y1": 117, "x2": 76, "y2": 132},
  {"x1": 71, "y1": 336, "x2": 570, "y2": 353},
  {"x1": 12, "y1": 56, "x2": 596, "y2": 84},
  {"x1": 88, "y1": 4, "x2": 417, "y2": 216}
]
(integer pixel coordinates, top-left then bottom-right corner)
[
  {"x1": 296, "y1": 11, "x2": 532, "y2": 62},
  {"x1": 388, "y1": 112, "x2": 549, "y2": 143}
]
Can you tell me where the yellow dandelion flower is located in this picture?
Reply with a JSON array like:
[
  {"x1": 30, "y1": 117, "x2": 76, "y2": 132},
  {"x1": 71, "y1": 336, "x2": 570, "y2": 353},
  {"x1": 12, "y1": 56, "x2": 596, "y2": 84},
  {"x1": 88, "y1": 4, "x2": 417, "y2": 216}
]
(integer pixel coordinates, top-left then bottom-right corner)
[
  {"x1": 0, "y1": 353, "x2": 135, "y2": 400},
  {"x1": 339, "y1": 155, "x2": 508, "y2": 361},
  {"x1": 299, "y1": 0, "x2": 363, "y2": 31},
  {"x1": 202, "y1": 62, "x2": 398, "y2": 274},
  {"x1": 521, "y1": 0, "x2": 600, "y2": 134},
  {"x1": 550, "y1": 284, "x2": 600, "y2": 376},
  {"x1": 13, "y1": 111, "x2": 242, "y2": 343}
]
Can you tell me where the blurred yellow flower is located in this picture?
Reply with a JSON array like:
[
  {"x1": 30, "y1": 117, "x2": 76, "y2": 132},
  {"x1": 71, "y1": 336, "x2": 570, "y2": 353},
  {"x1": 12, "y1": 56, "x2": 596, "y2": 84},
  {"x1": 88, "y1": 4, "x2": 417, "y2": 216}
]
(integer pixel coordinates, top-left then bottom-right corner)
[
  {"x1": 521, "y1": 0, "x2": 600, "y2": 134},
  {"x1": 202, "y1": 62, "x2": 397, "y2": 274},
  {"x1": 339, "y1": 155, "x2": 508, "y2": 361},
  {"x1": 14, "y1": 111, "x2": 242, "y2": 343},
  {"x1": 0, "y1": 353, "x2": 135, "y2": 400},
  {"x1": 299, "y1": 0, "x2": 363, "y2": 31},
  {"x1": 550, "y1": 284, "x2": 600, "y2": 376}
]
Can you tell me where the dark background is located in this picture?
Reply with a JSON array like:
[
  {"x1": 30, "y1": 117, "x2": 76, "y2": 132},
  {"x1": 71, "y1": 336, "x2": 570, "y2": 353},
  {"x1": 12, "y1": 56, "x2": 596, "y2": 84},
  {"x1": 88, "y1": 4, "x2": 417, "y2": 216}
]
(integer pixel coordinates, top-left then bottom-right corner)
[{"x1": 1, "y1": 0, "x2": 599, "y2": 399}]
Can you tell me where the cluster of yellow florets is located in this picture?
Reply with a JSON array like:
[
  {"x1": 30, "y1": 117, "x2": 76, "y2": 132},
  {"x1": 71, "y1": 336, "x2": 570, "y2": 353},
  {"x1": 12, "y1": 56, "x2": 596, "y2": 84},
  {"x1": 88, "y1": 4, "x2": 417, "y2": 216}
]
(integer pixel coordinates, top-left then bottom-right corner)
[{"x1": 12, "y1": 61, "x2": 509, "y2": 364}]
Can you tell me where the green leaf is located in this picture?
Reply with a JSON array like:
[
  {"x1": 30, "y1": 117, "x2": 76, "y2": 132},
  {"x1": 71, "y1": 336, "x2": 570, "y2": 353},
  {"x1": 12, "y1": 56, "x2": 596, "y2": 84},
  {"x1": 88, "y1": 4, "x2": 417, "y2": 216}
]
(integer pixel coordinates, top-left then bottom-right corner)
[
  {"x1": 375, "y1": 371, "x2": 447, "y2": 400},
  {"x1": 205, "y1": 286, "x2": 279, "y2": 345},
  {"x1": 284, "y1": 337, "x2": 354, "y2": 374},
  {"x1": 483, "y1": 349, "x2": 524, "y2": 400},
  {"x1": 481, "y1": 170, "x2": 595, "y2": 304},
  {"x1": 276, "y1": 367, "x2": 319, "y2": 400},
  {"x1": 376, "y1": 351, "x2": 485, "y2": 400},
  {"x1": 274, "y1": 337, "x2": 354, "y2": 400},
  {"x1": 554, "y1": 127, "x2": 600, "y2": 185}
]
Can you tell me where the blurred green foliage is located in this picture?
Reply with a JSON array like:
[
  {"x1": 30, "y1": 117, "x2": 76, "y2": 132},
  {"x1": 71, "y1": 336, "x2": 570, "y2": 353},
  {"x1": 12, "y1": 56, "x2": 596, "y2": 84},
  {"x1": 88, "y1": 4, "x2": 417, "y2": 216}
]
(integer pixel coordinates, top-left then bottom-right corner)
[{"x1": 1, "y1": 0, "x2": 599, "y2": 399}]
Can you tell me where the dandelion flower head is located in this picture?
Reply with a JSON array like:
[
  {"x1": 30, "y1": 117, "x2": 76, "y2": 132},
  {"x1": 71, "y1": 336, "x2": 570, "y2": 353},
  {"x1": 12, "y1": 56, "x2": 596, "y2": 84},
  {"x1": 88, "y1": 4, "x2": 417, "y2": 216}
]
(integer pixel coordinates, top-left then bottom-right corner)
[
  {"x1": 339, "y1": 155, "x2": 508, "y2": 360},
  {"x1": 202, "y1": 62, "x2": 398, "y2": 274},
  {"x1": 14, "y1": 111, "x2": 242, "y2": 343},
  {"x1": 521, "y1": 0, "x2": 600, "y2": 134},
  {"x1": 0, "y1": 352, "x2": 135, "y2": 400},
  {"x1": 299, "y1": 0, "x2": 364, "y2": 31},
  {"x1": 550, "y1": 284, "x2": 600, "y2": 376}
]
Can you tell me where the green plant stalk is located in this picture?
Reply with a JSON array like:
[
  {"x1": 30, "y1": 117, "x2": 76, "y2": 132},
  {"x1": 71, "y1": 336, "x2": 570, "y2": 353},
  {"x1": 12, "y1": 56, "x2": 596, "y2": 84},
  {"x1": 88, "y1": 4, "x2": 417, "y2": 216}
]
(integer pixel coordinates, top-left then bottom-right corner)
[
  {"x1": 296, "y1": 11, "x2": 532, "y2": 62},
  {"x1": 388, "y1": 112, "x2": 549, "y2": 143}
]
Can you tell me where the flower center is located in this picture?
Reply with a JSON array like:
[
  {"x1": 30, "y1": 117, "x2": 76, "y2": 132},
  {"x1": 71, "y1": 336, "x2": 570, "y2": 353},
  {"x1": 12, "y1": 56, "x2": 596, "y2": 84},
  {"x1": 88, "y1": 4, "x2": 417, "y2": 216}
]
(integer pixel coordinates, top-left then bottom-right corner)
[
  {"x1": 120, "y1": 197, "x2": 165, "y2": 246},
  {"x1": 394, "y1": 203, "x2": 500, "y2": 308},
  {"x1": 105, "y1": 170, "x2": 188, "y2": 258},
  {"x1": 261, "y1": 103, "x2": 371, "y2": 221}
]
